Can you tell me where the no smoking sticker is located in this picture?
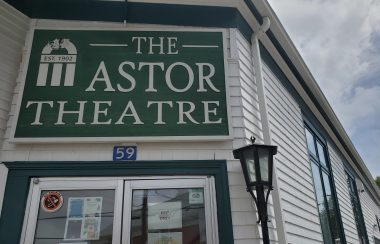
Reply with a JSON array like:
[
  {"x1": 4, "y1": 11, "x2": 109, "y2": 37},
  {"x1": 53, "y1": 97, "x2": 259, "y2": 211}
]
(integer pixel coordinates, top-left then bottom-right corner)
[{"x1": 41, "y1": 191, "x2": 63, "y2": 212}]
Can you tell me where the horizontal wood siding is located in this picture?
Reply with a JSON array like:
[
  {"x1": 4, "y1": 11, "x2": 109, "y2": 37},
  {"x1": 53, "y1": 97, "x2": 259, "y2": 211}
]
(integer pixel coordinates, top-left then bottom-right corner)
[
  {"x1": 328, "y1": 144, "x2": 361, "y2": 244},
  {"x1": 263, "y1": 62, "x2": 323, "y2": 244},
  {"x1": 0, "y1": 1, "x2": 29, "y2": 145},
  {"x1": 361, "y1": 188, "x2": 380, "y2": 243},
  {"x1": 0, "y1": 20, "x2": 272, "y2": 243},
  {"x1": 329, "y1": 142, "x2": 380, "y2": 244},
  {"x1": 0, "y1": 0, "x2": 29, "y2": 218},
  {"x1": 229, "y1": 29, "x2": 278, "y2": 243}
]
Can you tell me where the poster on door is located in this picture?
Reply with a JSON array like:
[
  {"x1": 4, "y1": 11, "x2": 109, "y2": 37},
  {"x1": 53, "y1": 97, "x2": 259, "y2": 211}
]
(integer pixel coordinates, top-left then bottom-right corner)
[{"x1": 64, "y1": 197, "x2": 102, "y2": 240}]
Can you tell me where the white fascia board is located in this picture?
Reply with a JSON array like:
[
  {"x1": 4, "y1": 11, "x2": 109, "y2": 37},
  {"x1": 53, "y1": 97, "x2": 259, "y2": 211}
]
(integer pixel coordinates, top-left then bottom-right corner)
[{"x1": 253, "y1": 0, "x2": 380, "y2": 203}]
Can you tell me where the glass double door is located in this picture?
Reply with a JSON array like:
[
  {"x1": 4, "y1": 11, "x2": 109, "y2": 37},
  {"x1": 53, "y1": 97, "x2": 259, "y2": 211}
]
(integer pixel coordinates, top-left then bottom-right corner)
[{"x1": 22, "y1": 177, "x2": 218, "y2": 244}]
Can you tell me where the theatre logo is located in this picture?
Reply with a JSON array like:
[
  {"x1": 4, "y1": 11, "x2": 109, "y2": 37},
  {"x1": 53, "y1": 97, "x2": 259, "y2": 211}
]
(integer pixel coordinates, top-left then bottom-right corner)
[
  {"x1": 13, "y1": 29, "x2": 230, "y2": 141},
  {"x1": 37, "y1": 38, "x2": 77, "y2": 87}
]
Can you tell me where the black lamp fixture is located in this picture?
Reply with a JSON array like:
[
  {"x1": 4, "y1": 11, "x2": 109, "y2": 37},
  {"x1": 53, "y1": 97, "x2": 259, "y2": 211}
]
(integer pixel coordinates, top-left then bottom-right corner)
[{"x1": 233, "y1": 136, "x2": 277, "y2": 244}]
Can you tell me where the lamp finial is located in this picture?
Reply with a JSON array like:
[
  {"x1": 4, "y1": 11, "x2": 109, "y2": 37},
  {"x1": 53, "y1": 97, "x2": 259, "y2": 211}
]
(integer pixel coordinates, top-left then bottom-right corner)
[{"x1": 250, "y1": 136, "x2": 256, "y2": 144}]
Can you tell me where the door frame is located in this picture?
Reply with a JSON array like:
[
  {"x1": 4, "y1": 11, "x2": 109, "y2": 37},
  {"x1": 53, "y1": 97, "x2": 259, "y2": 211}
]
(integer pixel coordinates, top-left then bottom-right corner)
[
  {"x1": 0, "y1": 161, "x2": 234, "y2": 244},
  {"x1": 123, "y1": 177, "x2": 219, "y2": 244},
  {"x1": 21, "y1": 178, "x2": 124, "y2": 244}
]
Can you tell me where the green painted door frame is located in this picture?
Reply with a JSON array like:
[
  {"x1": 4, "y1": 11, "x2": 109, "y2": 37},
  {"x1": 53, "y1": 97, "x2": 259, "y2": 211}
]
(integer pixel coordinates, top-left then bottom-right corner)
[{"x1": 0, "y1": 160, "x2": 234, "y2": 244}]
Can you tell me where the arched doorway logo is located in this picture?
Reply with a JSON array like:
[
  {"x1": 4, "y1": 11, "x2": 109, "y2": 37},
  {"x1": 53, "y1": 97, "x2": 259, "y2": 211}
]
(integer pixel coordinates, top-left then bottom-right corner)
[{"x1": 36, "y1": 38, "x2": 77, "y2": 87}]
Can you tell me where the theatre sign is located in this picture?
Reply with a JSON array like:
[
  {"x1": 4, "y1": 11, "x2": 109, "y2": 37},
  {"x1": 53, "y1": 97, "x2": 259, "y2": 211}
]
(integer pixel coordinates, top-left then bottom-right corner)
[{"x1": 12, "y1": 29, "x2": 230, "y2": 142}]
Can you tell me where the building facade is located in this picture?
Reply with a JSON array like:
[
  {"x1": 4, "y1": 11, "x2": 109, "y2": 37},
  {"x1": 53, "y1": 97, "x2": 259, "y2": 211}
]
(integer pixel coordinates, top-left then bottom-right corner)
[{"x1": 0, "y1": 0, "x2": 380, "y2": 243}]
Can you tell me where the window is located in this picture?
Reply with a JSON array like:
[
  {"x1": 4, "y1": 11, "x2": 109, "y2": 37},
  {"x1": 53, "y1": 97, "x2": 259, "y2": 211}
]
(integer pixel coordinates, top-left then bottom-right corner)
[
  {"x1": 346, "y1": 172, "x2": 369, "y2": 244},
  {"x1": 21, "y1": 177, "x2": 219, "y2": 244},
  {"x1": 305, "y1": 125, "x2": 346, "y2": 244}
]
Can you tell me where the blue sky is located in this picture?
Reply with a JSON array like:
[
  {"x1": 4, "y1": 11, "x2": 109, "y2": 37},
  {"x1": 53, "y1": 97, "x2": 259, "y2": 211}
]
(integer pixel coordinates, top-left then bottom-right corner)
[{"x1": 267, "y1": 0, "x2": 380, "y2": 177}]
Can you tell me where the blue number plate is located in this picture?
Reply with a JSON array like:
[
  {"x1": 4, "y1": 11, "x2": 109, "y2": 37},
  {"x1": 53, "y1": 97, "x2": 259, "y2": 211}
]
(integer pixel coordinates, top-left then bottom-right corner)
[{"x1": 113, "y1": 146, "x2": 137, "y2": 161}]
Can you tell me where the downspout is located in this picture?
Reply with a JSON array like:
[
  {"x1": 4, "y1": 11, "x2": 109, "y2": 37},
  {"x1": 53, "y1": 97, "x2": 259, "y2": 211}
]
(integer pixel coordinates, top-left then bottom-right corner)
[{"x1": 251, "y1": 17, "x2": 288, "y2": 244}]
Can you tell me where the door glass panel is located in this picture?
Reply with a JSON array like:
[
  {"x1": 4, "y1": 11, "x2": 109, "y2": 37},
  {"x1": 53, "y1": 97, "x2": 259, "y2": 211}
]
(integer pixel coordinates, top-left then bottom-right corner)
[
  {"x1": 34, "y1": 189, "x2": 115, "y2": 244},
  {"x1": 131, "y1": 188, "x2": 207, "y2": 244}
]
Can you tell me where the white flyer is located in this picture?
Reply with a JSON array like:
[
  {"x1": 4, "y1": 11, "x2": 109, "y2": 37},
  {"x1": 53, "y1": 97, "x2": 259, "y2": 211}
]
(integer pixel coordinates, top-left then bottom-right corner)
[{"x1": 148, "y1": 202, "x2": 182, "y2": 230}]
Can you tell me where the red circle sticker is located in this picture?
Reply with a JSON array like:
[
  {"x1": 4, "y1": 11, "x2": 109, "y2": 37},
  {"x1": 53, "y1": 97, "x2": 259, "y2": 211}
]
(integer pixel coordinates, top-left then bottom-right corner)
[{"x1": 40, "y1": 191, "x2": 63, "y2": 212}]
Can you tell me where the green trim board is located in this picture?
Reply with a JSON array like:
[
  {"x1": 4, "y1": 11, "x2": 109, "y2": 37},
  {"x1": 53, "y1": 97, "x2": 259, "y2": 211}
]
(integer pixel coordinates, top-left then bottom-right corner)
[
  {"x1": 13, "y1": 29, "x2": 231, "y2": 141},
  {"x1": 0, "y1": 160, "x2": 234, "y2": 244},
  {"x1": 5, "y1": 1, "x2": 253, "y2": 41}
]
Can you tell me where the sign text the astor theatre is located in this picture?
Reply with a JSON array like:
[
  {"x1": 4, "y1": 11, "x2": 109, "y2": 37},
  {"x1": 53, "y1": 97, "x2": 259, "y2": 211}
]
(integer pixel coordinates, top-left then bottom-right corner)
[{"x1": 13, "y1": 30, "x2": 229, "y2": 141}]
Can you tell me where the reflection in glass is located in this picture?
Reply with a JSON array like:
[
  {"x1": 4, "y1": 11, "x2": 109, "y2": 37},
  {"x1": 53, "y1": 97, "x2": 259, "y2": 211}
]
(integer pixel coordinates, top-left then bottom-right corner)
[
  {"x1": 305, "y1": 129, "x2": 316, "y2": 156},
  {"x1": 311, "y1": 163, "x2": 333, "y2": 244},
  {"x1": 347, "y1": 174, "x2": 369, "y2": 244},
  {"x1": 322, "y1": 172, "x2": 341, "y2": 243},
  {"x1": 316, "y1": 142, "x2": 327, "y2": 167},
  {"x1": 243, "y1": 150, "x2": 256, "y2": 183},
  {"x1": 131, "y1": 188, "x2": 207, "y2": 244},
  {"x1": 258, "y1": 148, "x2": 269, "y2": 182},
  {"x1": 34, "y1": 189, "x2": 115, "y2": 244}
]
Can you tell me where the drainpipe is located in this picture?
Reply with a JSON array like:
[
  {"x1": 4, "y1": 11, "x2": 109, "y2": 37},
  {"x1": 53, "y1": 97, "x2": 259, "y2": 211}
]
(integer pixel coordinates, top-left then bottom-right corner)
[{"x1": 251, "y1": 17, "x2": 288, "y2": 244}]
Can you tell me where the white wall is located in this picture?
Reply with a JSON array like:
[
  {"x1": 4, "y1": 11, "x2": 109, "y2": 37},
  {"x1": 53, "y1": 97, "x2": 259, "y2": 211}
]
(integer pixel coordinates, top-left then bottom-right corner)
[
  {"x1": 330, "y1": 142, "x2": 380, "y2": 244},
  {"x1": 0, "y1": 0, "x2": 30, "y2": 217},
  {"x1": 329, "y1": 144, "x2": 361, "y2": 244},
  {"x1": 262, "y1": 61, "x2": 324, "y2": 244},
  {"x1": 361, "y1": 186, "x2": 380, "y2": 243},
  {"x1": 228, "y1": 29, "x2": 278, "y2": 244},
  {"x1": 0, "y1": 18, "x2": 280, "y2": 243}
]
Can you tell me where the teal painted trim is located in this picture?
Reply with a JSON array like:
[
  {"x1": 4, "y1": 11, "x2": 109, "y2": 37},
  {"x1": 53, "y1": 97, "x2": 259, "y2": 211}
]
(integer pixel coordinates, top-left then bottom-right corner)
[
  {"x1": 4, "y1": 1, "x2": 253, "y2": 41},
  {"x1": 0, "y1": 161, "x2": 234, "y2": 244}
]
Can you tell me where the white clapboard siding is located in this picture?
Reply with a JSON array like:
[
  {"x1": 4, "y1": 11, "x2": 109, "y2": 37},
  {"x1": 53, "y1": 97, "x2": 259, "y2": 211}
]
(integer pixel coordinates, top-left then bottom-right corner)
[
  {"x1": 361, "y1": 188, "x2": 380, "y2": 243},
  {"x1": 228, "y1": 29, "x2": 278, "y2": 243},
  {"x1": 328, "y1": 144, "x2": 361, "y2": 244},
  {"x1": 330, "y1": 142, "x2": 380, "y2": 244},
  {"x1": 0, "y1": 20, "x2": 271, "y2": 243},
  {"x1": 262, "y1": 62, "x2": 324, "y2": 244},
  {"x1": 0, "y1": 1, "x2": 29, "y2": 144},
  {"x1": 0, "y1": 0, "x2": 29, "y2": 217}
]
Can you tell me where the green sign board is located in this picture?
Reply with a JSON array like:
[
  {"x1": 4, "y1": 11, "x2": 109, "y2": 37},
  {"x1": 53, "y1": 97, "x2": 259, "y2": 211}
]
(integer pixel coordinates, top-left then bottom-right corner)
[{"x1": 13, "y1": 29, "x2": 230, "y2": 141}]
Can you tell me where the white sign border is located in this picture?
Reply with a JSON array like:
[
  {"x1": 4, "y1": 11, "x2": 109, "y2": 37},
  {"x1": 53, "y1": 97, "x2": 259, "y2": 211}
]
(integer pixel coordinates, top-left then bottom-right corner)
[{"x1": 10, "y1": 26, "x2": 233, "y2": 143}]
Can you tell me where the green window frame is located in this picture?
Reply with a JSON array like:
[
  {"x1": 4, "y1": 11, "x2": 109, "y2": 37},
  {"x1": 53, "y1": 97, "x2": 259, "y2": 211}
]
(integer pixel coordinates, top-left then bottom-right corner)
[
  {"x1": 305, "y1": 124, "x2": 346, "y2": 244},
  {"x1": 346, "y1": 170, "x2": 369, "y2": 244}
]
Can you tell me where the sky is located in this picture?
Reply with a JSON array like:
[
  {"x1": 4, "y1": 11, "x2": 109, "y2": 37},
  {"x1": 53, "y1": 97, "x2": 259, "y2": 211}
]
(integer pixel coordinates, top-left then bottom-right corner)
[{"x1": 267, "y1": 0, "x2": 380, "y2": 177}]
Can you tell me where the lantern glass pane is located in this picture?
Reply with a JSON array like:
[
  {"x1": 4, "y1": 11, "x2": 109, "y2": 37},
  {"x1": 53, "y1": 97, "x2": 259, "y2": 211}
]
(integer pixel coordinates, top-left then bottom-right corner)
[
  {"x1": 258, "y1": 148, "x2": 269, "y2": 181},
  {"x1": 243, "y1": 150, "x2": 256, "y2": 183}
]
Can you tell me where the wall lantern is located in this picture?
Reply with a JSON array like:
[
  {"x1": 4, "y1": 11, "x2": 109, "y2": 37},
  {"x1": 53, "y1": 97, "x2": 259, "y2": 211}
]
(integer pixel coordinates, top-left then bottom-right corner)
[{"x1": 233, "y1": 137, "x2": 277, "y2": 244}]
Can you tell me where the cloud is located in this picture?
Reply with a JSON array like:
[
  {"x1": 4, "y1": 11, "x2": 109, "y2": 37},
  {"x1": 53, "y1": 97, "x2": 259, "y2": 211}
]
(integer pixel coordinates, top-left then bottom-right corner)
[{"x1": 268, "y1": 0, "x2": 380, "y2": 176}]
